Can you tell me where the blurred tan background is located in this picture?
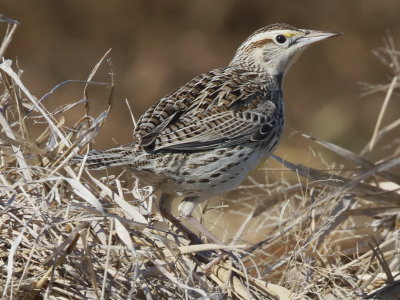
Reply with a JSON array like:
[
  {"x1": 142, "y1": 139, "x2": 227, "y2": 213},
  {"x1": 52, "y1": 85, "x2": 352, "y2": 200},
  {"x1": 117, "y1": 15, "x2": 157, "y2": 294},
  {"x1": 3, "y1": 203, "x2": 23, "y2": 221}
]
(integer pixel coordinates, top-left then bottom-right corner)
[{"x1": 1, "y1": 0, "x2": 400, "y2": 164}]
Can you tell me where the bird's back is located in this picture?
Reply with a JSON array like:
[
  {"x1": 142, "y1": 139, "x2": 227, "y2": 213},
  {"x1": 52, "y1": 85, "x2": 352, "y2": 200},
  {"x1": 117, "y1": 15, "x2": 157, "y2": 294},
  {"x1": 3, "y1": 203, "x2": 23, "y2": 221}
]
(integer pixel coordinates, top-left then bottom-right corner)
[{"x1": 135, "y1": 66, "x2": 283, "y2": 153}]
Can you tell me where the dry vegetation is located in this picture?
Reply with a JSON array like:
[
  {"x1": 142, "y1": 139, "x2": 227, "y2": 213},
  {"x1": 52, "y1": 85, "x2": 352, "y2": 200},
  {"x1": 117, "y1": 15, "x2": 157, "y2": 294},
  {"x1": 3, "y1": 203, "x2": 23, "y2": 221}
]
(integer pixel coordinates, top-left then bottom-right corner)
[{"x1": 1, "y1": 16, "x2": 400, "y2": 300}]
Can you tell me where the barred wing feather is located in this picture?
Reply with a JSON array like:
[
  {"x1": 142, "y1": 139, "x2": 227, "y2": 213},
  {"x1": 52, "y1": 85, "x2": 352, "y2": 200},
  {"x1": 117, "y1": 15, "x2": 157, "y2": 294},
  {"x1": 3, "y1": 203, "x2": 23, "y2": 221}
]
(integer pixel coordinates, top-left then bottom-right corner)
[{"x1": 135, "y1": 67, "x2": 280, "y2": 152}]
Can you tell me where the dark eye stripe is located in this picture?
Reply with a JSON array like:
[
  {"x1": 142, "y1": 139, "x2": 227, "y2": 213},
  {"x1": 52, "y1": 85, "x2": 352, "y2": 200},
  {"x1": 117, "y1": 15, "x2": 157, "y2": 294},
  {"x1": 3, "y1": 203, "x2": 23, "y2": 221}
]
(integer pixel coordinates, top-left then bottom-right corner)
[{"x1": 244, "y1": 38, "x2": 273, "y2": 51}]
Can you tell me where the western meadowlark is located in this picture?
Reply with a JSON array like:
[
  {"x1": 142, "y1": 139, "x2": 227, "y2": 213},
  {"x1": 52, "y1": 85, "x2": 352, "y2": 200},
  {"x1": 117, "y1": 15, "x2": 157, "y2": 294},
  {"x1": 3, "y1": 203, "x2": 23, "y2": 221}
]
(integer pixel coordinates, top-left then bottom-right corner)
[{"x1": 77, "y1": 23, "x2": 340, "y2": 242}]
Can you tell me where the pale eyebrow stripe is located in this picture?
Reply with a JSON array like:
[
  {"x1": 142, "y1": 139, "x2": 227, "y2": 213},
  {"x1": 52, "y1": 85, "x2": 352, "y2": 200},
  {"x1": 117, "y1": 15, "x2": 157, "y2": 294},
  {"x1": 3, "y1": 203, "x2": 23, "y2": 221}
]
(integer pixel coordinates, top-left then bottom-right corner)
[{"x1": 284, "y1": 32, "x2": 301, "y2": 38}]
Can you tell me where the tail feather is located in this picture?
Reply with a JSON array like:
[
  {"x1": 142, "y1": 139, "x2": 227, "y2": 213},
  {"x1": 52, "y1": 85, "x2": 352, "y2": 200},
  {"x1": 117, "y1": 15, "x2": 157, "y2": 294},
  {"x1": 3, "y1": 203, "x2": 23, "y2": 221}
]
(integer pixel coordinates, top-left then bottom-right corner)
[{"x1": 72, "y1": 147, "x2": 138, "y2": 170}]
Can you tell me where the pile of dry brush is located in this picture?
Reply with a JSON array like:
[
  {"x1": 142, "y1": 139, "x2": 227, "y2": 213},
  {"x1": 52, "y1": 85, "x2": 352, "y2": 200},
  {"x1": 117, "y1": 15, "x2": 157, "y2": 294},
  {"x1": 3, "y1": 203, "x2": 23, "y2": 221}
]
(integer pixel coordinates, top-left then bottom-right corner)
[{"x1": 1, "y1": 16, "x2": 400, "y2": 299}]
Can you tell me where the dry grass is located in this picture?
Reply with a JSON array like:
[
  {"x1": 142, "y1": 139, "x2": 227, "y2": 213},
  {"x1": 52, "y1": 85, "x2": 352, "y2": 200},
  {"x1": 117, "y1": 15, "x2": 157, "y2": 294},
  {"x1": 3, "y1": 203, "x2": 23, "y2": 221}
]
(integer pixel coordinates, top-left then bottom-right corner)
[{"x1": 1, "y1": 17, "x2": 400, "y2": 299}]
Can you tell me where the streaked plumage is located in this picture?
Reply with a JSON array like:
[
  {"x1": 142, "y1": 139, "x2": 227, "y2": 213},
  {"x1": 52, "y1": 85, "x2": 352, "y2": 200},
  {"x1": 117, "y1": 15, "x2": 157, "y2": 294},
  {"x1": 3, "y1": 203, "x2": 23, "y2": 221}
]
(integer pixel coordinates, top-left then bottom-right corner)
[
  {"x1": 78, "y1": 24, "x2": 340, "y2": 239},
  {"x1": 83, "y1": 67, "x2": 283, "y2": 212}
]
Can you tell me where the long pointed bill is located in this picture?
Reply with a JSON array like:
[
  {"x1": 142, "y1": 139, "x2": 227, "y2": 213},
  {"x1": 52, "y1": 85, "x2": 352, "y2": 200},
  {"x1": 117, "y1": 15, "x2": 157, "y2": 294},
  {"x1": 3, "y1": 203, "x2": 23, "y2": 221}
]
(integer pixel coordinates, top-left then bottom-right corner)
[{"x1": 297, "y1": 30, "x2": 343, "y2": 47}]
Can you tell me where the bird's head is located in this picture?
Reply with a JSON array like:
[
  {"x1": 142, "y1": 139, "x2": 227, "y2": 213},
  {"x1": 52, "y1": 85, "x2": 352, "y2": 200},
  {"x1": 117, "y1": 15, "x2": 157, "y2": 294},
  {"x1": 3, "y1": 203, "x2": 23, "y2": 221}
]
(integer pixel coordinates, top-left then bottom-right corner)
[{"x1": 230, "y1": 23, "x2": 341, "y2": 85}]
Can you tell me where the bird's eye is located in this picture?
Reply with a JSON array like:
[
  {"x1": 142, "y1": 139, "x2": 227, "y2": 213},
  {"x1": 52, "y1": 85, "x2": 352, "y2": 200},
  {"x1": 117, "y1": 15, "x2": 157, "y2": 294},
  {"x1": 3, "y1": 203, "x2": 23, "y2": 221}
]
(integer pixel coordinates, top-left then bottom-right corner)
[{"x1": 275, "y1": 35, "x2": 287, "y2": 44}]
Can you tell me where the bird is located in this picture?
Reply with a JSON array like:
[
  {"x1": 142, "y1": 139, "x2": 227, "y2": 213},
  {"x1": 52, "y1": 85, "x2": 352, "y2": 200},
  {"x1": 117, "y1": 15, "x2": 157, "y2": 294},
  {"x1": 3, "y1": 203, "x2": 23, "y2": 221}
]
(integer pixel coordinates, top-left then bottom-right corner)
[{"x1": 77, "y1": 23, "x2": 341, "y2": 243}]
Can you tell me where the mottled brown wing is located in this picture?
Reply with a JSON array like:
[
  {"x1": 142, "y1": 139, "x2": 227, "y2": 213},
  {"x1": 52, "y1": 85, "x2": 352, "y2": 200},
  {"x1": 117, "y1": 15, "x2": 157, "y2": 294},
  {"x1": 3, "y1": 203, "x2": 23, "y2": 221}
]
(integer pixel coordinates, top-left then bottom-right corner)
[{"x1": 134, "y1": 67, "x2": 279, "y2": 151}]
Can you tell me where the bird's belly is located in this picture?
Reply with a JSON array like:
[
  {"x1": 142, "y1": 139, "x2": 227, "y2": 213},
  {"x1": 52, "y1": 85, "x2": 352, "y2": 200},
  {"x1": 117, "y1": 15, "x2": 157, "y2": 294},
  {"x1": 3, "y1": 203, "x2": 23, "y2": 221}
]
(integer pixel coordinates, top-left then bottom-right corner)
[{"x1": 158, "y1": 143, "x2": 273, "y2": 199}]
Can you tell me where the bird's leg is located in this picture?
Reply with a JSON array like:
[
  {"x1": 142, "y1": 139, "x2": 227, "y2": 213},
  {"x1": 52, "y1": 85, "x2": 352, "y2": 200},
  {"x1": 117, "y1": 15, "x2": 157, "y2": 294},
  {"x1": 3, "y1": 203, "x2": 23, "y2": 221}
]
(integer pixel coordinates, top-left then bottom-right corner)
[
  {"x1": 178, "y1": 197, "x2": 224, "y2": 245},
  {"x1": 182, "y1": 215, "x2": 223, "y2": 245},
  {"x1": 179, "y1": 197, "x2": 245, "y2": 271},
  {"x1": 159, "y1": 193, "x2": 202, "y2": 244},
  {"x1": 162, "y1": 196, "x2": 239, "y2": 270}
]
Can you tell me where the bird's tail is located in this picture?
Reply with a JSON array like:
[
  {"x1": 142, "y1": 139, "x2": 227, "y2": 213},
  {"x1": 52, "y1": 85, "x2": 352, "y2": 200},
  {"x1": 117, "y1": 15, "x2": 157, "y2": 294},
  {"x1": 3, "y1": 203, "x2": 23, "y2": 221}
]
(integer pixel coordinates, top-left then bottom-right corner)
[{"x1": 72, "y1": 146, "x2": 138, "y2": 170}]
